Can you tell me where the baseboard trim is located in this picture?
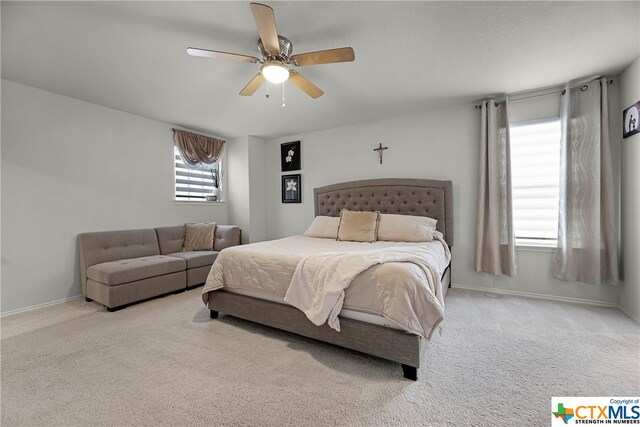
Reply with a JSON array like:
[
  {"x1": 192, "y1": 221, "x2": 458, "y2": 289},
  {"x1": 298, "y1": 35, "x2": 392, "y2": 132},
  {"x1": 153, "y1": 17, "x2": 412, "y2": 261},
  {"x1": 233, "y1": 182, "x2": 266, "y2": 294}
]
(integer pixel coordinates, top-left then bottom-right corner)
[
  {"x1": 1, "y1": 295, "x2": 84, "y2": 317},
  {"x1": 619, "y1": 306, "x2": 640, "y2": 323},
  {"x1": 451, "y1": 283, "x2": 619, "y2": 308}
]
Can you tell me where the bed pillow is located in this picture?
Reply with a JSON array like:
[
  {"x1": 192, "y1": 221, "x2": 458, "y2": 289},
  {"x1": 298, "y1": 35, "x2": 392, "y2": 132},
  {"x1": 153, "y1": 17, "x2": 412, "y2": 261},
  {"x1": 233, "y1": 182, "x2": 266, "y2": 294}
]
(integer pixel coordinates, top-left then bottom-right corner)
[
  {"x1": 337, "y1": 209, "x2": 380, "y2": 243},
  {"x1": 183, "y1": 222, "x2": 217, "y2": 251},
  {"x1": 304, "y1": 216, "x2": 340, "y2": 239},
  {"x1": 377, "y1": 214, "x2": 437, "y2": 242}
]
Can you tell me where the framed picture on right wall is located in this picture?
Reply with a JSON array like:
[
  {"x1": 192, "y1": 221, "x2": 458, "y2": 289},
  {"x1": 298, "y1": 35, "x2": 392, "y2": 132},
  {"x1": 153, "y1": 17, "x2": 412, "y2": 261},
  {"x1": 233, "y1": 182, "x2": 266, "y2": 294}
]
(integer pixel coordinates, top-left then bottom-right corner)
[{"x1": 623, "y1": 100, "x2": 640, "y2": 139}]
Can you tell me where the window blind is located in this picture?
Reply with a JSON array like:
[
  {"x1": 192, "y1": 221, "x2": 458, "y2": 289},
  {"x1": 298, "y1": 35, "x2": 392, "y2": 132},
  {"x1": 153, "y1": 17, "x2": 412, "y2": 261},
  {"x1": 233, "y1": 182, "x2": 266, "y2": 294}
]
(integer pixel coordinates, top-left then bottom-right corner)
[
  {"x1": 510, "y1": 118, "x2": 561, "y2": 247},
  {"x1": 174, "y1": 146, "x2": 219, "y2": 200}
]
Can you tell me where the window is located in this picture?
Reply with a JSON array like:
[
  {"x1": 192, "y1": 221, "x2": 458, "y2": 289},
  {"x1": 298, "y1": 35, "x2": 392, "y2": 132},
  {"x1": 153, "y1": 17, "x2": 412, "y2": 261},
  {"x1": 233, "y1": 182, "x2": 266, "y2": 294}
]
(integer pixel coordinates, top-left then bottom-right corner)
[
  {"x1": 510, "y1": 118, "x2": 561, "y2": 247},
  {"x1": 174, "y1": 146, "x2": 222, "y2": 201}
]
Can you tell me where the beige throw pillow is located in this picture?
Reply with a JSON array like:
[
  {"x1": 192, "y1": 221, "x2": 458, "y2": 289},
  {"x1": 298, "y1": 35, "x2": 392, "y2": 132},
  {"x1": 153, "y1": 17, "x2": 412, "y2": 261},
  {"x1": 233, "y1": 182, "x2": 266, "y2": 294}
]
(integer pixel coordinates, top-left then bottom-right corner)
[
  {"x1": 183, "y1": 222, "x2": 216, "y2": 251},
  {"x1": 377, "y1": 214, "x2": 437, "y2": 242},
  {"x1": 337, "y1": 209, "x2": 380, "y2": 243},
  {"x1": 304, "y1": 216, "x2": 340, "y2": 239}
]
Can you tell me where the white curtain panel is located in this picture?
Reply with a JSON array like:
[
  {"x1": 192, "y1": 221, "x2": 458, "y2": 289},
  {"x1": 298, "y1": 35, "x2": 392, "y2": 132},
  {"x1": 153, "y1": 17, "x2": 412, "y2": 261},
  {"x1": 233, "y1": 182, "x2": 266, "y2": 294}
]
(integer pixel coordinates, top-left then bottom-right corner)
[
  {"x1": 554, "y1": 77, "x2": 618, "y2": 285},
  {"x1": 475, "y1": 99, "x2": 517, "y2": 276}
]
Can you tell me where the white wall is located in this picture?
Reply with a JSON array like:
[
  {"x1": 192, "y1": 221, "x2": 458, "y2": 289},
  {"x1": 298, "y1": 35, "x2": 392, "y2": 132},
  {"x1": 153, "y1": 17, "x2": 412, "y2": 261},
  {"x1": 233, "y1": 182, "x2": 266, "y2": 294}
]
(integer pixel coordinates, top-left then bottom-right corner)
[
  {"x1": 619, "y1": 56, "x2": 640, "y2": 320},
  {"x1": 247, "y1": 136, "x2": 267, "y2": 243},
  {"x1": 1, "y1": 80, "x2": 227, "y2": 313},
  {"x1": 226, "y1": 136, "x2": 251, "y2": 243},
  {"x1": 264, "y1": 95, "x2": 621, "y2": 306},
  {"x1": 226, "y1": 135, "x2": 266, "y2": 244}
]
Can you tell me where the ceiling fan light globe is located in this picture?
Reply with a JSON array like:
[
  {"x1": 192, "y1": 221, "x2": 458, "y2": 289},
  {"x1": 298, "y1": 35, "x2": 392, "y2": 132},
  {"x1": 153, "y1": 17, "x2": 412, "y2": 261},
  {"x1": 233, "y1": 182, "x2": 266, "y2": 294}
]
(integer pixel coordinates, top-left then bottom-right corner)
[{"x1": 260, "y1": 62, "x2": 290, "y2": 84}]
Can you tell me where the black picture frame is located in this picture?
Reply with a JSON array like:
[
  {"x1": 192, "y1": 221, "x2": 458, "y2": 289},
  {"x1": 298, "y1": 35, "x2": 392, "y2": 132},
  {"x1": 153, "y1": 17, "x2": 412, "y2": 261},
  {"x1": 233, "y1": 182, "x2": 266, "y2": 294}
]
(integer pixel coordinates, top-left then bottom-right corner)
[
  {"x1": 281, "y1": 141, "x2": 301, "y2": 172},
  {"x1": 282, "y1": 174, "x2": 301, "y2": 203},
  {"x1": 623, "y1": 101, "x2": 640, "y2": 139}
]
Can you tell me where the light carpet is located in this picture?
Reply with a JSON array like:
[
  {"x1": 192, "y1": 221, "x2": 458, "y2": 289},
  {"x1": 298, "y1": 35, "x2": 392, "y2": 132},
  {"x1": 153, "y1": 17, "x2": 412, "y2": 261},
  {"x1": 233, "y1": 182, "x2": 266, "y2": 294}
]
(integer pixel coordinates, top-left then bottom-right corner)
[{"x1": 1, "y1": 288, "x2": 638, "y2": 426}]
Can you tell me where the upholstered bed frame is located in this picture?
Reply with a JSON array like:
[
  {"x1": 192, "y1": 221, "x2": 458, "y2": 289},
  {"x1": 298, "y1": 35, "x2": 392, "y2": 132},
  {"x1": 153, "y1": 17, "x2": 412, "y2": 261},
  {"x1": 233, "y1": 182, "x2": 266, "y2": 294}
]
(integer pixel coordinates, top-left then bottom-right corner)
[{"x1": 206, "y1": 178, "x2": 453, "y2": 380}]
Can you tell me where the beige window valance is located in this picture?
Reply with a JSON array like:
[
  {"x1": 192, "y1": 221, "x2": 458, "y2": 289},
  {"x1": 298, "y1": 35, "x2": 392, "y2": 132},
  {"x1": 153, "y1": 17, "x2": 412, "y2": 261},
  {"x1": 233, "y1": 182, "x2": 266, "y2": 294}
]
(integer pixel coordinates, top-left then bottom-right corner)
[{"x1": 172, "y1": 128, "x2": 225, "y2": 166}]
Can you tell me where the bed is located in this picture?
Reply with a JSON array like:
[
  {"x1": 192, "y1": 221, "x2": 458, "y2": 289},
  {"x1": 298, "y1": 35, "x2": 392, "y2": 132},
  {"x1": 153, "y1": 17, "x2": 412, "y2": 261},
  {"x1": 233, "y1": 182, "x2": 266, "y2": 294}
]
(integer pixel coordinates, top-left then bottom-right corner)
[{"x1": 202, "y1": 178, "x2": 453, "y2": 380}]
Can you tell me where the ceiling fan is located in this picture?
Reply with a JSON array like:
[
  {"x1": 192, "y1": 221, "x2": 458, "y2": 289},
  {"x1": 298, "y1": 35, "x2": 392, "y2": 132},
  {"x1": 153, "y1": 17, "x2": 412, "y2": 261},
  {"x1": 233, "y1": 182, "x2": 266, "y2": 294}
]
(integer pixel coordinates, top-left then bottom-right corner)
[{"x1": 187, "y1": 2, "x2": 355, "y2": 99}]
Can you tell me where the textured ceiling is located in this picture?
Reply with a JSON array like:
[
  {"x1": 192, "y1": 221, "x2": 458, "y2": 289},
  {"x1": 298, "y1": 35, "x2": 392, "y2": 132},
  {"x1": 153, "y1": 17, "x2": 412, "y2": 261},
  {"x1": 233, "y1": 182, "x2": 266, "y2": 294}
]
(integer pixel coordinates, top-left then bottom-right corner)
[{"x1": 2, "y1": 1, "x2": 639, "y2": 139}]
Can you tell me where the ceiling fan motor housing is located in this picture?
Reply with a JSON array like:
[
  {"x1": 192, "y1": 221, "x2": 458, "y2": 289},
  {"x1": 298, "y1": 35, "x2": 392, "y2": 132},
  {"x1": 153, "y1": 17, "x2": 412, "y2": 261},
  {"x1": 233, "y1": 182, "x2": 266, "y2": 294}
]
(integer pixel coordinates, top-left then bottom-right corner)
[{"x1": 258, "y1": 35, "x2": 292, "y2": 62}]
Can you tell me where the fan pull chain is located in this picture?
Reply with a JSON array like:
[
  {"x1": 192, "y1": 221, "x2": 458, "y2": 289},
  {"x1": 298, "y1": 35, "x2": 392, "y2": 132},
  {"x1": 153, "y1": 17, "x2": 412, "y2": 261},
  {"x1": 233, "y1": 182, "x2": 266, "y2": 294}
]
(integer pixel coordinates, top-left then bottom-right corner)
[
  {"x1": 282, "y1": 82, "x2": 286, "y2": 108},
  {"x1": 266, "y1": 81, "x2": 270, "y2": 99}
]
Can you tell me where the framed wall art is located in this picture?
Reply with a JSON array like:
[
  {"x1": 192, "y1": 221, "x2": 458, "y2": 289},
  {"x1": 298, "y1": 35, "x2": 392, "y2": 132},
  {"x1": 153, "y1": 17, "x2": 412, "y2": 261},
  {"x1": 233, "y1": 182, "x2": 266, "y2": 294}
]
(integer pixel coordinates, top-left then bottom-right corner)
[
  {"x1": 623, "y1": 101, "x2": 640, "y2": 139},
  {"x1": 281, "y1": 174, "x2": 301, "y2": 203},
  {"x1": 281, "y1": 141, "x2": 301, "y2": 172}
]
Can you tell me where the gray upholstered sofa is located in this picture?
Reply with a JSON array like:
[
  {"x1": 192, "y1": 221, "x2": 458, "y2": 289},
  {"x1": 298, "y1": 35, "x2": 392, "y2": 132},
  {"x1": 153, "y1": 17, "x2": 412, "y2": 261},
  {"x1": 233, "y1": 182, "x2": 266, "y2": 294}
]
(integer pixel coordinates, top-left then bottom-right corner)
[{"x1": 79, "y1": 225, "x2": 241, "y2": 311}]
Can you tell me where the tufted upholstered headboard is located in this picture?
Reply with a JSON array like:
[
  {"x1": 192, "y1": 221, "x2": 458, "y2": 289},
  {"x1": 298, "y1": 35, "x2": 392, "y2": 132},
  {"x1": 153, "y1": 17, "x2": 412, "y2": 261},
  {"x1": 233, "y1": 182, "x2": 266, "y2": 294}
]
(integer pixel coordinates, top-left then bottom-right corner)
[{"x1": 314, "y1": 178, "x2": 453, "y2": 245}]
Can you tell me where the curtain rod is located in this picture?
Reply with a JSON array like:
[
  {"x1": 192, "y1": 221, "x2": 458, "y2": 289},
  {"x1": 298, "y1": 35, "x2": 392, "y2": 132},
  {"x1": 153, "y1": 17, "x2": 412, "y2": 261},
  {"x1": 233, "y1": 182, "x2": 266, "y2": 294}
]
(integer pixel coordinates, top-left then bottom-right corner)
[
  {"x1": 172, "y1": 127, "x2": 227, "y2": 141},
  {"x1": 473, "y1": 78, "x2": 615, "y2": 109}
]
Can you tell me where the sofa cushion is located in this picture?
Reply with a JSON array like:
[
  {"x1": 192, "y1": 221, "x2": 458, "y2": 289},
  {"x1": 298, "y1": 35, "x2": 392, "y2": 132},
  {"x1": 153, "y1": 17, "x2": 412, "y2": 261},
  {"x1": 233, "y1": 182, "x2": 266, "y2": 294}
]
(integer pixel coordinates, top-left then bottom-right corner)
[
  {"x1": 86, "y1": 255, "x2": 186, "y2": 286},
  {"x1": 155, "y1": 226, "x2": 184, "y2": 255},
  {"x1": 167, "y1": 251, "x2": 218, "y2": 269},
  {"x1": 79, "y1": 228, "x2": 162, "y2": 296}
]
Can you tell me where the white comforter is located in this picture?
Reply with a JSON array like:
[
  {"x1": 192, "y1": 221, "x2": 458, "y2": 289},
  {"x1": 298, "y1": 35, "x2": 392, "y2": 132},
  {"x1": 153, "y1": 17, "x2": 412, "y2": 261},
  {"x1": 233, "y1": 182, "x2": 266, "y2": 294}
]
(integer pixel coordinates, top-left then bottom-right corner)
[{"x1": 202, "y1": 233, "x2": 451, "y2": 339}]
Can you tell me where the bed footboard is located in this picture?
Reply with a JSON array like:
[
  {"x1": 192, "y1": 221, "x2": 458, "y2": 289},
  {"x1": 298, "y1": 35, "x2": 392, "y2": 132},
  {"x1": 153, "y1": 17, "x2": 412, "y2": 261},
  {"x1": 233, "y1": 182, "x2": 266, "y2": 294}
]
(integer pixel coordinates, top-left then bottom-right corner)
[{"x1": 207, "y1": 290, "x2": 422, "y2": 380}]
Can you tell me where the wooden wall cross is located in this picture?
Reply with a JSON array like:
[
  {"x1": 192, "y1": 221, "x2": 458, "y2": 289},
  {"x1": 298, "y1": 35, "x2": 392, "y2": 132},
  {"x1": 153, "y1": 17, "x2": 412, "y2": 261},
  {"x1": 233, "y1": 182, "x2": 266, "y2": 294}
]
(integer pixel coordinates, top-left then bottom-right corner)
[{"x1": 373, "y1": 143, "x2": 388, "y2": 165}]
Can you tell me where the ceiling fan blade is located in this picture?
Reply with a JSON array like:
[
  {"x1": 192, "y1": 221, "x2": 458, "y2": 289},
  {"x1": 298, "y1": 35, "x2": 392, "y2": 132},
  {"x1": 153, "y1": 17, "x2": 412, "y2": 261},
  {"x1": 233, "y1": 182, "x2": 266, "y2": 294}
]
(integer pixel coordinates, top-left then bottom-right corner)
[
  {"x1": 187, "y1": 47, "x2": 260, "y2": 64},
  {"x1": 239, "y1": 73, "x2": 266, "y2": 96},
  {"x1": 250, "y1": 3, "x2": 280, "y2": 56},
  {"x1": 289, "y1": 70, "x2": 324, "y2": 99},
  {"x1": 291, "y1": 47, "x2": 355, "y2": 67}
]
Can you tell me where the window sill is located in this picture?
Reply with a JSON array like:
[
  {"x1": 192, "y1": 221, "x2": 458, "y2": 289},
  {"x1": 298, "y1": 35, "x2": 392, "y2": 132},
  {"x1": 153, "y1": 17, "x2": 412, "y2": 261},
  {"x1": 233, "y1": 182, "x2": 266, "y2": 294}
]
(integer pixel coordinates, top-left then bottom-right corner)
[
  {"x1": 516, "y1": 245, "x2": 556, "y2": 253},
  {"x1": 173, "y1": 200, "x2": 226, "y2": 206}
]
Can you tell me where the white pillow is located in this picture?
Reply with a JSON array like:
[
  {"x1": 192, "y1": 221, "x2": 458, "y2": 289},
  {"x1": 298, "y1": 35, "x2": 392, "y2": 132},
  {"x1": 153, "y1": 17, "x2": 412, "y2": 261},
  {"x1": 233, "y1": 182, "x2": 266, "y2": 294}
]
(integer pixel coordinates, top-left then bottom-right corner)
[
  {"x1": 377, "y1": 214, "x2": 437, "y2": 242},
  {"x1": 303, "y1": 216, "x2": 340, "y2": 239}
]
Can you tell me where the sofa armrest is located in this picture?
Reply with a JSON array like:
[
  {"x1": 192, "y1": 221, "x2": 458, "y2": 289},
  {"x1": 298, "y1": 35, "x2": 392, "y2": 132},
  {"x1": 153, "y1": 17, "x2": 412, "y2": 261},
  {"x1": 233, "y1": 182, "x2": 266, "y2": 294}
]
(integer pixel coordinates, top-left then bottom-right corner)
[{"x1": 214, "y1": 225, "x2": 241, "y2": 251}]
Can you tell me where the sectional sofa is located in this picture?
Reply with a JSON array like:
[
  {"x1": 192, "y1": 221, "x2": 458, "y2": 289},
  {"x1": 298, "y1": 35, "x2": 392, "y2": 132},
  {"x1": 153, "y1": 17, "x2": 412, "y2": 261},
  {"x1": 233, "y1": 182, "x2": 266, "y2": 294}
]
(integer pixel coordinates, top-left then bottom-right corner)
[{"x1": 78, "y1": 224, "x2": 240, "y2": 311}]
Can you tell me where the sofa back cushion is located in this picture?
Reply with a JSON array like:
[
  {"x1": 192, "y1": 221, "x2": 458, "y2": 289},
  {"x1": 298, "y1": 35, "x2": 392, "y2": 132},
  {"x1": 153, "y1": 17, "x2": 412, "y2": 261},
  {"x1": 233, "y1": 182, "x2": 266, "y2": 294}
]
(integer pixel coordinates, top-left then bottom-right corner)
[
  {"x1": 155, "y1": 226, "x2": 184, "y2": 255},
  {"x1": 78, "y1": 228, "x2": 160, "y2": 295},
  {"x1": 214, "y1": 225, "x2": 242, "y2": 250},
  {"x1": 156, "y1": 224, "x2": 241, "y2": 253}
]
